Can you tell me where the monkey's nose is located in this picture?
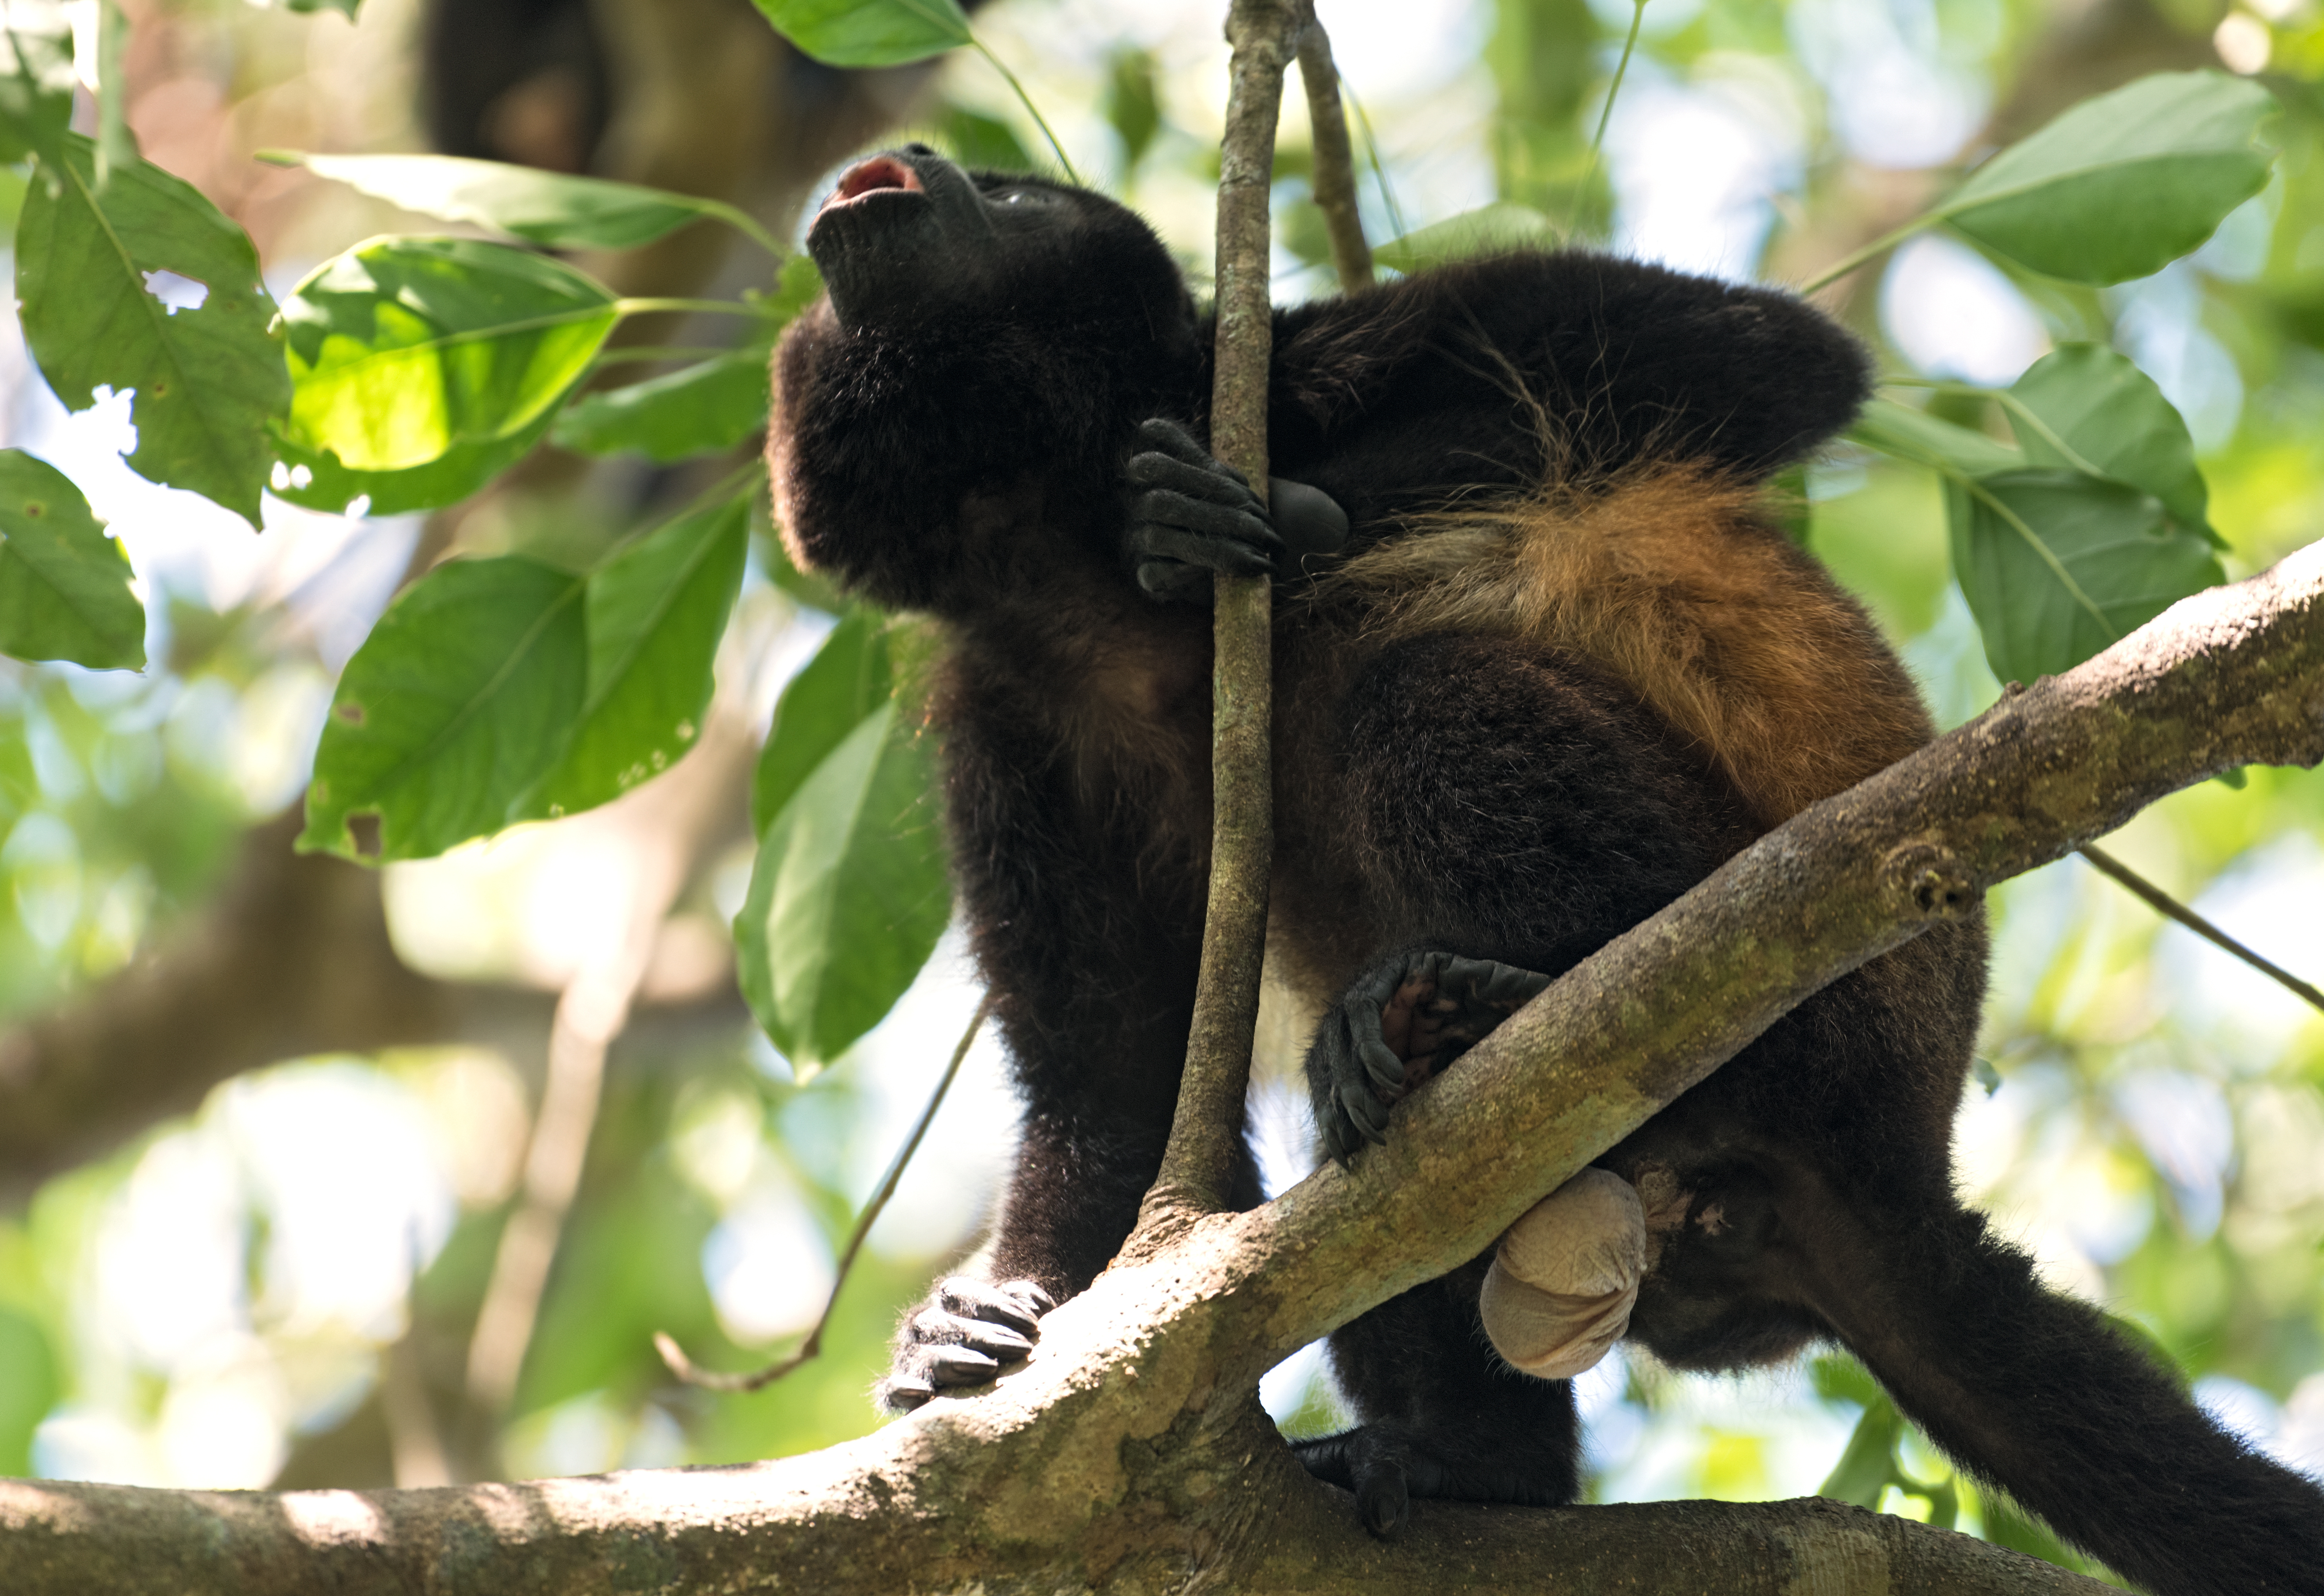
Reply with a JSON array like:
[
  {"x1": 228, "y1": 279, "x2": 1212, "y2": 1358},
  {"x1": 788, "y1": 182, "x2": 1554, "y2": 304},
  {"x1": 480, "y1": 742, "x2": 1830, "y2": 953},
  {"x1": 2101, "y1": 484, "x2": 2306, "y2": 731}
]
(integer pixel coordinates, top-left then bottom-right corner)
[{"x1": 901, "y1": 141, "x2": 936, "y2": 156}]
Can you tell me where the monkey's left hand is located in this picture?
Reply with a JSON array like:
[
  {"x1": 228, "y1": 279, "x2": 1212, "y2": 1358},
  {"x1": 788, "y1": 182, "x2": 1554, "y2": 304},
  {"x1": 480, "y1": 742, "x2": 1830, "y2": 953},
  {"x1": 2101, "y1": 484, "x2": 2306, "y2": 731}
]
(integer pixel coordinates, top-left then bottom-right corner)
[
  {"x1": 1307, "y1": 949, "x2": 1552, "y2": 1162},
  {"x1": 1123, "y1": 418, "x2": 1346, "y2": 602}
]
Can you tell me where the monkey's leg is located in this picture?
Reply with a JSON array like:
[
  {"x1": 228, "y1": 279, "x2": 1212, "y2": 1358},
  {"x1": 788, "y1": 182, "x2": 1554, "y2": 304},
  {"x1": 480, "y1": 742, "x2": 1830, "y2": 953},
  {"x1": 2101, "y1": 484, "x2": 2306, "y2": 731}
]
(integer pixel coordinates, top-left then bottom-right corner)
[{"x1": 1786, "y1": 1187, "x2": 2324, "y2": 1596}]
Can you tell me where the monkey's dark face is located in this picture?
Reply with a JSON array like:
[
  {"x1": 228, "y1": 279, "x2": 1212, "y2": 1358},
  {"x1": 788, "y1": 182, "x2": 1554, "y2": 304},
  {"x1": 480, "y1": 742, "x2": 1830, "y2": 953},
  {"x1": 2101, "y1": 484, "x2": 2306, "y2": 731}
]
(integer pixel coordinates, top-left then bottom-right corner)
[{"x1": 804, "y1": 145, "x2": 1194, "y2": 354}]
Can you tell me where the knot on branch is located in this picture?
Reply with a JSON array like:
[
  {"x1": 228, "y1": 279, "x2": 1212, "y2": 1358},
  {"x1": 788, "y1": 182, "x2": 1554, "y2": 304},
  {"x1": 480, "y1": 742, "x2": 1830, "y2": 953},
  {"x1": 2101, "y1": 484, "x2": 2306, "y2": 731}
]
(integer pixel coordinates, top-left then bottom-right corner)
[{"x1": 1885, "y1": 842, "x2": 1979, "y2": 921}]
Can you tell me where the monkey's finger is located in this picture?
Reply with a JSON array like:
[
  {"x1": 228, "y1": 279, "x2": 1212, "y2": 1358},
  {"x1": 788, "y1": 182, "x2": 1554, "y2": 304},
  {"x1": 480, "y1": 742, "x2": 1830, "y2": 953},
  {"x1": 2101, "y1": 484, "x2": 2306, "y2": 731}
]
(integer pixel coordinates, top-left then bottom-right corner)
[
  {"x1": 1134, "y1": 417, "x2": 1251, "y2": 486},
  {"x1": 925, "y1": 1346, "x2": 1005, "y2": 1387},
  {"x1": 1339, "y1": 1079, "x2": 1390, "y2": 1143},
  {"x1": 1130, "y1": 525, "x2": 1275, "y2": 581},
  {"x1": 878, "y1": 1374, "x2": 936, "y2": 1412},
  {"x1": 1135, "y1": 557, "x2": 1213, "y2": 603},
  {"x1": 1126, "y1": 448, "x2": 1263, "y2": 509},
  {"x1": 1129, "y1": 494, "x2": 1283, "y2": 559},
  {"x1": 938, "y1": 1278, "x2": 1045, "y2": 1337},
  {"x1": 998, "y1": 1280, "x2": 1056, "y2": 1318}
]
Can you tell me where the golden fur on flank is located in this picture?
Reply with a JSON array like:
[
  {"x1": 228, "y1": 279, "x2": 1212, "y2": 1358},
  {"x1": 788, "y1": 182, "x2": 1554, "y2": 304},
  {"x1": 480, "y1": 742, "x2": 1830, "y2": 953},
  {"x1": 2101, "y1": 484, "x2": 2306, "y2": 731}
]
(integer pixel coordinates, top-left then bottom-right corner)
[{"x1": 1301, "y1": 465, "x2": 1932, "y2": 829}]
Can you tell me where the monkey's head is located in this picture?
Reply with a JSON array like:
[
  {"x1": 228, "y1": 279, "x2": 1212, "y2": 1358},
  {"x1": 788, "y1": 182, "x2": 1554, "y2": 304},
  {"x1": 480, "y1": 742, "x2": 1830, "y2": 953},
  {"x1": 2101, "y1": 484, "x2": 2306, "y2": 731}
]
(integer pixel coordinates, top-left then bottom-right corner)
[{"x1": 771, "y1": 148, "x2": 1202, "y2": 610}]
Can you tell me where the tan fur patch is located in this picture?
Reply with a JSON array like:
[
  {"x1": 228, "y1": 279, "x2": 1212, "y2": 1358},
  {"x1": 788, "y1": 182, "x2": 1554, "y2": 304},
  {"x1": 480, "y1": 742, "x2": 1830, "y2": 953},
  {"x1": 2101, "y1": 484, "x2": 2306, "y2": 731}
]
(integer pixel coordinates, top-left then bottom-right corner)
[{"x1": 1305, "y1": 467, "x2": 1931, "y2": 829}]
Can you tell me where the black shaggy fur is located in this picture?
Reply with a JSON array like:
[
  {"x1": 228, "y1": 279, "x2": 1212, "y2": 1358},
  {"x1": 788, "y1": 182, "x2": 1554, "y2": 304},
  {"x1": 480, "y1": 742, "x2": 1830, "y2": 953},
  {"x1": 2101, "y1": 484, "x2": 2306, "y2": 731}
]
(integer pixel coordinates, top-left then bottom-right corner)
[{"x1": 768, "y1": 146, "x2": 2324, "y2": 1596}]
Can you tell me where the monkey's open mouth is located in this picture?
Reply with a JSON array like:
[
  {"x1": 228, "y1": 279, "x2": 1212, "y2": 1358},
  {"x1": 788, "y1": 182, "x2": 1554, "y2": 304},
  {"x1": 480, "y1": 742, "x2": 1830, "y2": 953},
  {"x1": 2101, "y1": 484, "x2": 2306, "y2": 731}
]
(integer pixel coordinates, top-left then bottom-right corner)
[{"x1": 822, "y1": 156, "x2": 924, "y2": 211}]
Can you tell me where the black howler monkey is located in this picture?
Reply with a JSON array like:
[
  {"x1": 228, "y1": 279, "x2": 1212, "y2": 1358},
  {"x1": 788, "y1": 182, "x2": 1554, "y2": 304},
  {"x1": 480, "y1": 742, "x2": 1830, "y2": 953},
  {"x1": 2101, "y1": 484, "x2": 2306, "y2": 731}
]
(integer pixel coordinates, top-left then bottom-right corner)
[{"x1": 768, "y1": 145, "x2": 2324, "y2": 1596}]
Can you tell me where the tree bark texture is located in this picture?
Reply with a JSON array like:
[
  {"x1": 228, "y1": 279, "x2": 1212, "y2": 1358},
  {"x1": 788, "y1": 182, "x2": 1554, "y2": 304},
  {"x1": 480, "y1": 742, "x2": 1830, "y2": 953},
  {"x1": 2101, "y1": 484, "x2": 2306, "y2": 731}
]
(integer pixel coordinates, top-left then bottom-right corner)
[{"x1": 9, "y1": 533, "x2": 2314, "y2": 1596}]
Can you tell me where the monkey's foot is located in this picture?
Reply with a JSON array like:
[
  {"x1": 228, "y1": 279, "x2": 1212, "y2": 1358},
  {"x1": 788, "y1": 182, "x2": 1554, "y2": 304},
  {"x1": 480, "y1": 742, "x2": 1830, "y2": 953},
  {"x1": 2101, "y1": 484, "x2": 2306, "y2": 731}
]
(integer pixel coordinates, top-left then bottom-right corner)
[
  {"x1": 1307, "y1": 949, "x2": 1552, "y2": 1160},
  {"x1": 1292, "y1": 1424, "x2": 1575, "y2": 1538},
  {"x1": 876, "y1": 1276, "x2": 1055, "y2": 1414},
  {"x1": 1123, "y1": 417, "x2": 1284, "y2": 602}
]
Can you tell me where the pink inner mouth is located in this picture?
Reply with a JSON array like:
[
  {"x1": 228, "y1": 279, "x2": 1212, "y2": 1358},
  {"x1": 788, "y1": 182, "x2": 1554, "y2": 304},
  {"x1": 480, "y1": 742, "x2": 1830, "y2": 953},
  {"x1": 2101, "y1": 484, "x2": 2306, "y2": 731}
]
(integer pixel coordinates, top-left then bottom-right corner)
[{"x1": 822, "y1": 156, "x2": 923, "y2": 211}]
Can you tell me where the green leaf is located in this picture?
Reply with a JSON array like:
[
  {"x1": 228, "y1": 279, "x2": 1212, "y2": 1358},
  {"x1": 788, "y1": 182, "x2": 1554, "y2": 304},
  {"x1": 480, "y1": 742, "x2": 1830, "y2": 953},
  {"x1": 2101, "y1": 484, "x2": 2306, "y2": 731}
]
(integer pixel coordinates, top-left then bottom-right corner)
[
  {"x1": 0, "y1": 2, "x2": 73, "y2": 169},
  {"x1": 0, "y1": 450, "x2": 144, "y2": 670},
  {"x1": 941, "y1": 106, "x2": 1035, "y2": 172},
  {"x1": 15, "y1": 134, "x2": 289, "y2": 527},
  {"x1": 279, "y1": 236, "x2": 619, "y2": 474},
  {"x1": 514, "y1": 496, "x2": 750, "y2": 821},
  {"x1": 301, "y1": 557, "x2": 586, "y2": 862},
  {"x1": 282, "y1": 0, "x2": 361, "y2": 14},
  {"x1": 751, "y1": 0, "x2": 971, "y2": 67},
  {"x1": 270, "y1": 152, "x2": 744, "y2": 252},
  {"x1": 1103, "y1": 48, "x2": 1161, "y2": 170},
  {"x1": 552, "y1": 350, "x2": 769, "y2": 462},
  {"x1": 752, "y1": 608, "x2": 892, "y2": 836},
  {"x1": 1949, "y1": 468, "x2": 2223, "y2": 685},
  {"x1": 736, "y1": 701, "x2": 950, "y2": 1067},
  {"x1": 1849, "y1": 397, "x2": 2025, "y2": 478},
  {"x1": 0, "y1": 1305, "x2": 57, "y2": 1478},
  {"x1": 1939, "y1": 71, "x2": 2276, "y2": 284},
  {"x1": 2007, "y1": 344, "x2": 2214, "y2": 540},
  {"x1": 1817, "y1": 1394, "x2": 1900, "y2": 1509},
  {"x1": 268, "y1": 396, "x2": 566, "y2": 517},
  {"x1": 1373, "y1": 202, "x2": 1555, "y2": 276}
]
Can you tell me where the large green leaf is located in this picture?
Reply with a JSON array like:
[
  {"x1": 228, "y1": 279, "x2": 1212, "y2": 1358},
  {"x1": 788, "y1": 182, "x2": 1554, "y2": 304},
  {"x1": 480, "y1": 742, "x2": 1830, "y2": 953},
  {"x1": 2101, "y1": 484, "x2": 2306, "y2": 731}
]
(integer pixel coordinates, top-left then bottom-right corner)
[
  {"x1": 1373, "y1": 202, "x2": 1555, "y2": 276},
  {"x1": 0, "y1": 1306, "x2": 57, "y2": 1478},
  {"x1": 301, "y1": 557, "x2": 586, "y2": 862},
  {"x1": 1938, "y1": 72, "x2": 2276, "y2": 285},
  {"x1": 553, "y1": 350, "x2": 770, "y2": 463},
  {"x1": 752, "y1": 608, "x2": 892, "y2": 836},
  {"x1": 1849, "y1": 397, "x2": 2024, "y2": 478},
  {"x1": 279, "y1": 236, "x2": 618, "y2": 474},
  {"x1": 271, "y1": 152, "x2": 745, "y2": 252},
  {"x1": 268, "y1": 397, "x2": 567, "y2": 517},
  {"x1": 1949, "y1": 468, "x2": 2223, "y2": 685},
  {"x1": 0, "y1": 451, "x2": 144, "y2": 670},
  {"x1": 751, "y1": 0, "x2": 971, "y2": 67},
  {"x1": 736, "y1": 701, "x2": 950, "y2": 1067},
  {"x1": 0, "y1": 2, "x2": 72, "y2": 169},
  {"x1": 15, "y1": 135, "x2": 288, "y2": 527},
  {"x1": 2007, "y1": 344, "x2": 2212, "y2": 540},
  {"x1": 514, "y1": 496, "x2": 750, "y2": 821}
]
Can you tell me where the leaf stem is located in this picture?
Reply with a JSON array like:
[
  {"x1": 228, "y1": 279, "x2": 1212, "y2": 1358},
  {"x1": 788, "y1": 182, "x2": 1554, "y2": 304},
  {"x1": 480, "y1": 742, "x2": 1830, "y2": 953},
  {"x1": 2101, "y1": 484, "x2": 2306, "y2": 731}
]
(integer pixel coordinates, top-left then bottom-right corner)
[
  {"x1": 690, "y1": 198, "x2": 787, "y2": 258},
  {"x1": 1797, "y1": 215, "x2": 1929, "y2": 295},
  {"x1": 1568, "y1": 0, "x2": 1647, "y2": 238},
  {"x1": 612, "y1": 296, "x2": 769, "y2": 320},
  {"x1": 972, "y1": 41, "x2": 1079, "y2": 184},
  {"x1": 656, "y1": 994, "x2": 993, "y2": 1392}
]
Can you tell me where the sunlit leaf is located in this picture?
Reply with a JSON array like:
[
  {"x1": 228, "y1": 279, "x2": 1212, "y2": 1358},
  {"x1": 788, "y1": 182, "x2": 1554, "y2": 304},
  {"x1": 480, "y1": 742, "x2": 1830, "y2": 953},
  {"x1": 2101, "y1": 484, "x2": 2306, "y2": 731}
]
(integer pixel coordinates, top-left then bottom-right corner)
[
  {"x1": 2008, "y1": 344, "x2": 2213, "y2": 540},
  {"x1": 1373, "y1": 202, "x2": 1555, "y2": 276},
  {"x1": 514, "y1": 495, "x2": 751, "y2": 821},
  {"x1": 15, "y1": 135, "x2": 288, "y2": 527},
  {"x1": 1102, "y1": 48, "x2": 1161, "y2": 170},
  {"x1": 270, "y1": 151, "x2": 743, "y2": 252},
  {"x1": 942, "y1": 105, "x2": 1035, "y2": 172},
  {"x1": 1848, "y1": 397, "x2": 2024, "y2": 478},
  {"x1": 302, "y1": 557, "x2": 586, "y2": 862},
  {"x1": 553, "y1": 350, "x2": 770, "y2": 462},
  {"x1": 1949, "y1": 468, "x2": 2223, "y2": 685},
  {"x1": 0, "y1": 2, "x2": 72, "y2": 170},
  {"x1": 279, "y1": 236, "x2": 618, "y2": 474},
  {"x1": 0, "y1": 450, "x2": 143, "y2": 670},
  {"x1": 736, "y1": 701, "x2": 950, "y2": 1068},
  {"x1": 1938, "y1": 71, "x2": 2276, "y2": 284},
  {"x1": 1816, "y1": 1395, "x2": 1900, "y2": 1509},
  {"x1": 752, "y1": 608, "x2": 892, "y2": 836},
  {"x1": 0, "y1": 1306, "x2": 56, "y2": 1478},
  {"x1": 750, "y1": 0, "x2": 971, "y2": 67},
  {"x1": 269, "y1": 399, "x2": 565, "y2": 517}
]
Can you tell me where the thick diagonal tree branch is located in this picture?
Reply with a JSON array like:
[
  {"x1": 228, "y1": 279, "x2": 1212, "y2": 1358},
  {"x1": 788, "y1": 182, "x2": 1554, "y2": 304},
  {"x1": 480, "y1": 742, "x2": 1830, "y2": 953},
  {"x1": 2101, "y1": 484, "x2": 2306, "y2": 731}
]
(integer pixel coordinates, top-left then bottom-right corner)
[{"x1": 10, "y1": 539, "x2": 2315, "y2": 1594}]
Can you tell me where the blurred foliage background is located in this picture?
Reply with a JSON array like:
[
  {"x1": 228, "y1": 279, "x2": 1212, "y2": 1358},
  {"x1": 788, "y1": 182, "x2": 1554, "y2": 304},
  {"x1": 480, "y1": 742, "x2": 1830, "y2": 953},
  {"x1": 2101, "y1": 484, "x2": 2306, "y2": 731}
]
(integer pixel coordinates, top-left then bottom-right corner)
[{"x1": 0, "y1": 0, "x2": 2320, "y2": 1574}]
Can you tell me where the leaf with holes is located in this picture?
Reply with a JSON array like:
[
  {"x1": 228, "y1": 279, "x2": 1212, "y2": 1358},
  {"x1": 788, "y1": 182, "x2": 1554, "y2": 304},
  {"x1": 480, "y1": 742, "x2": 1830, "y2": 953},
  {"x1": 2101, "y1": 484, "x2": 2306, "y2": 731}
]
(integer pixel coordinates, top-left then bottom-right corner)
[
  {"x1": 0, "y1": 450, "x2": 143, "y2": 670},
  {"x1": 1948, "y1": 468, "x2": 2222, "y2": 686},
  {"x1": 735, "y1": 701, "x2": 950, "y2": 1067},
  {"x1": 752, "y1": 607, "x2": 892, "y2": 836},
  {"x1": 302, "y1": 557, "x2": 586, "y2": 862},
  {"x1": 750, "y1": 0, "x2": 971, "y2": 67},
  {"x1": 513, "y1": 494, "x2": 750, "y2": 821},
  {"x1": 2007, "y1": 344, "x2": 2213, "y2": 542},
  {"x1": 1938, "y1": 71, "x2": 2276, "y2": 284},
  {"x1": 15, "y1": 135, "x2": 288, "y2": 527},
  {"x1": 273, "y1": 152, "x2": 750, "y2": 252},
  {"x1": 268, "y1": 398, "x2": 567, "y2": 517},
  {"x1": 279, "y1": 236, "x2": 618, "y2": 475}
]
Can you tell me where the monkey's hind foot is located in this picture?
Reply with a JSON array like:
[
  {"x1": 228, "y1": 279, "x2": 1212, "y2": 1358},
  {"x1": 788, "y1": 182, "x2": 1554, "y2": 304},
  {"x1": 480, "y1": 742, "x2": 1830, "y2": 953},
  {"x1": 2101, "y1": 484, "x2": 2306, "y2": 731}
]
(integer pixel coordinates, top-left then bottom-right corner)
[
  {"x1": 1292, "y1": 1423, "x2": 1575, "y2": 1538},
  {"x1": 1307, "y1": 949, "x2": 1552, "y2": 1160},
  {"x1": 876, "y1": 1276, "x2": 1055, "y2": 1414}
]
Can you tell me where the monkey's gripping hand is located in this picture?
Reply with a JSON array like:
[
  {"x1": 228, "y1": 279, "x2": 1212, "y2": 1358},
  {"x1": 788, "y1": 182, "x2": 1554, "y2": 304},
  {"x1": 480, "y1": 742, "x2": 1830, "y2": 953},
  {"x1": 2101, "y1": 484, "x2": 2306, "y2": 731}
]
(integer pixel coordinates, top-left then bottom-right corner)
[
  {"x1": 1123, "y1": 418, "x2": 1347, "y2": 602},
  {"x1": 875, "y1": 1276, "x2": 1056, "y2": 1415},
  {"x1": 1308, "y1": 950, "x2": 1553, "y2": 1162}
]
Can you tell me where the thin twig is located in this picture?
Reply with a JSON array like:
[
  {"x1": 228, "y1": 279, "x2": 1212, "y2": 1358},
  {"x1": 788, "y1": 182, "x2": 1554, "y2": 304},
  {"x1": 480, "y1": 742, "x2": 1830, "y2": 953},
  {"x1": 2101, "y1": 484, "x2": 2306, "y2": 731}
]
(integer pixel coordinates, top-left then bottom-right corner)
[
  {"x1": 1132, "y1": 0, "x2": 1303, "y2": 1241},
  {"x1": 656, "y1": 994, "x2": 994, "y2": 1393},
  {"x1": 1296, "y1": 22, "x2": 1371, "y2": 293},
  {"x1": 2080, "y1": 844, "x2": 2324, "y2": 1015},
  {"x1": 1569, "y1": 0, "x2": 1648, "y2": 238}
]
